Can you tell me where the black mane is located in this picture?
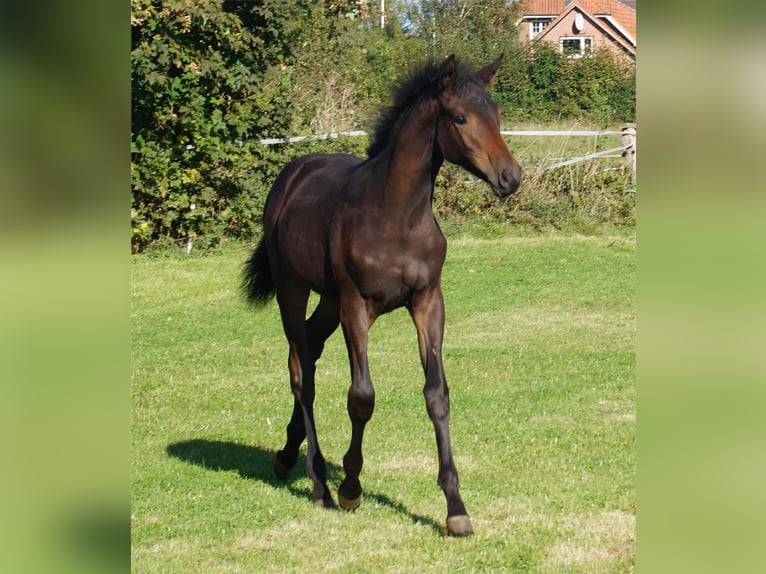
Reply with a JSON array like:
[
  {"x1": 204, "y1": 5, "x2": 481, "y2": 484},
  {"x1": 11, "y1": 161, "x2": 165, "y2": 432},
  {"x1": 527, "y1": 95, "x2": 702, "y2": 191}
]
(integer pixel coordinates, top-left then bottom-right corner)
[{"x1": 366, "y1": 57, "x2": 478, "y2": 159}]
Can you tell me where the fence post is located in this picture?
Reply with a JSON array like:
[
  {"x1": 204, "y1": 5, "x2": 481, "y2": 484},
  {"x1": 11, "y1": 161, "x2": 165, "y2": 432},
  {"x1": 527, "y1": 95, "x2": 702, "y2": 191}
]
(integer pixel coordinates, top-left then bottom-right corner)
[
  {"x1": 186, "y1": 202, "x2": 196, "y2": 255},
  {"x1": 622, "y1": 123, "x2": 636, "y2": 179}
]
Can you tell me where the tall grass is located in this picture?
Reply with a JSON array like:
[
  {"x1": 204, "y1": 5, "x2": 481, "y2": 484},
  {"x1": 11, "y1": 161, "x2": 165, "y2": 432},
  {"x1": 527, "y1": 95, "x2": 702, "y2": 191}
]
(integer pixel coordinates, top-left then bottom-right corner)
[
  {"x1": 132, "y1": 233, "x2": 635, "y2": 572},
  {"x1": 434, "y1": 128, "x2": 635, "y2": 233}
]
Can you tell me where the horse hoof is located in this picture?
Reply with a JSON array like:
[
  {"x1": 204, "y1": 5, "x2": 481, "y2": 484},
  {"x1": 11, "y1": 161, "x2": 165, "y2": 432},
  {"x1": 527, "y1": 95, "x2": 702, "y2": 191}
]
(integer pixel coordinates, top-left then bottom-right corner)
[
  {"x1": 338, "y1": 491, "x2": 362, "y2": 511},
  {"x1": 273, "y1": 456, "x2": 292, "y2": 480},
  {"x1": 445, "y1": 515, "x2": 474, "y2": 537},
  {"x1": 314, "y1": 495, "x2": 336, "y2": 509}
]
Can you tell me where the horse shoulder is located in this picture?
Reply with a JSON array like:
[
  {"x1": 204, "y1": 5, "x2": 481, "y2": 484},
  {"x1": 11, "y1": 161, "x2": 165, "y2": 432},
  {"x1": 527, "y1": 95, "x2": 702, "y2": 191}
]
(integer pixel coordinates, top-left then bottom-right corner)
[
  {"x1": 332, "y1": 220, "x2": 446, "y2": 313},
  {"x1": 400, "y1": 225, "x2": 447, "y2": 289}
]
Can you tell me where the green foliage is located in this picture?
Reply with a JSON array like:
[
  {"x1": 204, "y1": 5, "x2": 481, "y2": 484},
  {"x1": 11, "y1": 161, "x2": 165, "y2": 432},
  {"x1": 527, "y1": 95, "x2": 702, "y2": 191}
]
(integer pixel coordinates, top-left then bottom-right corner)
[
  {"x1": 496, "y1": 43, "x2": 636, "y2": 125},
  {"x1": 434, "y1": 129, "x2": 635, "y2": 233},
  {"x1": 401, "y1": 0, "x2": 520, "y2": 63},
  {"x1": 287, "y1": 6, "x2": 423, "y2": 133},
  {"x1": 131, "y1": 0, "x2": 307, "y2": 250}
]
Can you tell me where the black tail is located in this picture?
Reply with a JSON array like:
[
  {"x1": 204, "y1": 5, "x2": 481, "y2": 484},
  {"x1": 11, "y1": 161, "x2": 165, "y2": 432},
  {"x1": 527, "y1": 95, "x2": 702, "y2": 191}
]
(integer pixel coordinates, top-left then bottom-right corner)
[{"x1": 242, "y1": 238, "x2": 276, "y2": 305}]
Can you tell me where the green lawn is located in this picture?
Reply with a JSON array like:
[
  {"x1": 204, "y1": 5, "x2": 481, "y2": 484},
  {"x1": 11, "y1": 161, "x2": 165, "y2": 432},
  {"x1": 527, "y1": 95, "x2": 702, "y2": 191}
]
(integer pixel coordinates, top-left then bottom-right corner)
[{"x1": 132, "y1": 231, "x2": 635, "y2": 573}]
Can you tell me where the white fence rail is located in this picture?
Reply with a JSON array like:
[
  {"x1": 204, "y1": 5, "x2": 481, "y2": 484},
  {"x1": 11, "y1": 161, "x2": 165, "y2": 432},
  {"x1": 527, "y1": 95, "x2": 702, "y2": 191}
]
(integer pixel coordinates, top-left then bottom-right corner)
[
  {"x1": 542, "y1": 145, "x2": 630, "y2": 171},
  {"x1": 500, "y1": 130, "x2": 622, "y2": 137},
  {"x1": 258, "y1": 130, "x2": 369, "y2": 145},
  {"x1": 256, "y1": 129, "x2": 622, "y2": 145},
  {"x1": 255, "y1": 125, "x2": 637, "y2": 174}
]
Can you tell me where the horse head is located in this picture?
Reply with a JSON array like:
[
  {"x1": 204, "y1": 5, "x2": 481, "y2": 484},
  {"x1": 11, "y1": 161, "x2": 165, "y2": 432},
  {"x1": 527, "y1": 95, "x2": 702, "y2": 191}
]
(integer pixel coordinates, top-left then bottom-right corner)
[{"x1": 435, "y1": 54, "x2": 522, "y2": 198}]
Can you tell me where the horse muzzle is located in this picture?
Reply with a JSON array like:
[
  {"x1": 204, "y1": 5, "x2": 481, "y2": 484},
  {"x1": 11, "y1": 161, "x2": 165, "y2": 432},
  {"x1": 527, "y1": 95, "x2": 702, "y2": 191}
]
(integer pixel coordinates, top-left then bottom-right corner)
[{"x1": 491, "y1": 161, "x2": 522, "y2": 197}]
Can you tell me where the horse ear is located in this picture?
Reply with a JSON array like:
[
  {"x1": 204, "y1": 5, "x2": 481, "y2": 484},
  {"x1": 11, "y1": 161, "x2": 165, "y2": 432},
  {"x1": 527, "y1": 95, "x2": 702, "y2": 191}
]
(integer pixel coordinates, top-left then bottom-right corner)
[
  {"x1": 476, "y1": 53, "x2": 504, "y2": 87},
  {"x1": 439, "y1": 54, "x2": 457, "y2": 92}
]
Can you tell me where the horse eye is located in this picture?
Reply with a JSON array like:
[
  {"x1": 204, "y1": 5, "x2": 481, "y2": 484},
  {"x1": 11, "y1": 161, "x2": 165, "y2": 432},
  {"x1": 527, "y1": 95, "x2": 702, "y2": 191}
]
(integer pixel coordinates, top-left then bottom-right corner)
[{"x1": 453, "y1": 114, "x2": 467, "y2": 125}]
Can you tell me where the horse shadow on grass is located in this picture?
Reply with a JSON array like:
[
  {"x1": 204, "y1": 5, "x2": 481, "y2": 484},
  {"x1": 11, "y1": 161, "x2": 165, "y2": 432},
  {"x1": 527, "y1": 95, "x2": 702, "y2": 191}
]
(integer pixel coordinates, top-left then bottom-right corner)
[{"x1": 166, "y1": 439, "x2": 443, "y2": 534}]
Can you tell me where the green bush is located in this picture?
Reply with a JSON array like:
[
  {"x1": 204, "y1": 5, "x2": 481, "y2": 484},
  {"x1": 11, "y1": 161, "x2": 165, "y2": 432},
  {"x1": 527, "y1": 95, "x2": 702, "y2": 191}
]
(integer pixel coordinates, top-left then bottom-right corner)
[
  {"x1": 433, "y1": 161, "x2": 635, "y2": 233},
  {"x1": 131, "y1": 0, "x2": 307, "y2": 251},
  {"x1": 495, "y1": 44, "x2": 635, "y2": 125}
]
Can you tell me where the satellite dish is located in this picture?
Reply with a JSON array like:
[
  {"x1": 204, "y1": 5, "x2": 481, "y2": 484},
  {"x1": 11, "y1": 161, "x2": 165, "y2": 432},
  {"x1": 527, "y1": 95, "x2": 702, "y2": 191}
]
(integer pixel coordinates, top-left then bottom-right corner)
[{"x1": 574, "y1": 13, "x2": 584, "y2": 32}]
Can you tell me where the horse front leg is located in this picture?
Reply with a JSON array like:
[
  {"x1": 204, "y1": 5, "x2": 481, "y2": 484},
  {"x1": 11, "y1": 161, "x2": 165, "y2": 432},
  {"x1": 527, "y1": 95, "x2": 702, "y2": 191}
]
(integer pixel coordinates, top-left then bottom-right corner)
[
  {"x1": 409, "y1": 286, "x2": 473, "y2": 536},
  {"x1": 337, "y1": 297, "x2": 376, "y2": 510}
]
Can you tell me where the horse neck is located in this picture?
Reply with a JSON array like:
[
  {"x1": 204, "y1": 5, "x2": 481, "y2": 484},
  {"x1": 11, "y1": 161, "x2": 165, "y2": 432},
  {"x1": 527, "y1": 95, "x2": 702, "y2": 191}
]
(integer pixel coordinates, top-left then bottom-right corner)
[{"x1": 377, "y1": 97, "x2": 443, "y2": 230}]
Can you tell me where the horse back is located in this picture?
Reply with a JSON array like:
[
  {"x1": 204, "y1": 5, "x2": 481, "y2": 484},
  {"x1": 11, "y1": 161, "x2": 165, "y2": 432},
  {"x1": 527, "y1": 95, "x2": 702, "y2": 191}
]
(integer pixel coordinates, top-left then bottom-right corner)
[
  {"x1": 262, "y1": 153, "x2": 362, "y2": 295},
  {"x1": 262, "y1": 154, "x2": 355, "y2": 236}
]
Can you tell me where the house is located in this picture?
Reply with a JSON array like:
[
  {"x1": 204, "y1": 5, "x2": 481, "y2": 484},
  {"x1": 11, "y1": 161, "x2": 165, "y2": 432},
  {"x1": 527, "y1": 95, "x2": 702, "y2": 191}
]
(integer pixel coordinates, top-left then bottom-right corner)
[{"x1": 515, "y1": 0, "x2": 636, "y2": 62}]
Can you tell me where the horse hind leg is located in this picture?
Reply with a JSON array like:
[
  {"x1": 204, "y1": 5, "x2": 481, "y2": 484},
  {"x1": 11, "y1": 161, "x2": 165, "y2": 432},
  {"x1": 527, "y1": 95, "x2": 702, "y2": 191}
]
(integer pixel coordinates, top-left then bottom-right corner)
[
  {"x1": 275, "y1": 296, "x2": 340, "y2": 479},
  {"x1": 274, "y1": 397, "x2": 304, "y2": 480},
  {"x1": 274, "y1": 294, "x2": 340, "y2": 510}
]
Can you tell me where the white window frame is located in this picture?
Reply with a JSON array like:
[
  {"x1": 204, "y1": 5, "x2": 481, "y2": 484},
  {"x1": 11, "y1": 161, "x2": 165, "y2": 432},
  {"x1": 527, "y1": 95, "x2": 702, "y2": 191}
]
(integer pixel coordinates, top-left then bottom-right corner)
[
  {"x1": 559, "y1": 36, "x2": 593, "y2": 58},
  {"x1": 529, "y1": 18, "x2": 551, "y2": 39}
]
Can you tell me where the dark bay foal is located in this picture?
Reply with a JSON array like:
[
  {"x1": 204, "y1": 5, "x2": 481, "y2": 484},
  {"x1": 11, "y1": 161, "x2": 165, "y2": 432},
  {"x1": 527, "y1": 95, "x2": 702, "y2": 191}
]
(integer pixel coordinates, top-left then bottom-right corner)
[{"x1": 243, "y1": 54, "x2": 521, "y2": 536}]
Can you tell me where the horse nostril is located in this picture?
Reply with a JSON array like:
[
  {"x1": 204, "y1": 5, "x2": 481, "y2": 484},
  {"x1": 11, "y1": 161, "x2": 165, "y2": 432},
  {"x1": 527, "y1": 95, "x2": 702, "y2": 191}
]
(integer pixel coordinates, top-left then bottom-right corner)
[
  {"x1": 500, "y1": 168, "x2": 513, "y2": 189},
  {"x1": 500, "y1": 165, "x2": 521, "y2": 194}
]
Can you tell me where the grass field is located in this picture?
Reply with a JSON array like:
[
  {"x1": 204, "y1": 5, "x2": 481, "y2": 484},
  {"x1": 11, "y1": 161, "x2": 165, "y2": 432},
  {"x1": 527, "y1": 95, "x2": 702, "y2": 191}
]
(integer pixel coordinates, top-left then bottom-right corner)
[{"x1": 131, "y1": 231, "x2": 635, "y2": 573}]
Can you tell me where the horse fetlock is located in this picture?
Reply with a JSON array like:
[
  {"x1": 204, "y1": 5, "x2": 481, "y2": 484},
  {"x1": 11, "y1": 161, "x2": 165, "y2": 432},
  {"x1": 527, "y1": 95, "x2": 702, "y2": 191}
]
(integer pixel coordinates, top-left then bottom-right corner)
[{"x1": 274, "y1": 456, "x2": 293, "y2": 480}]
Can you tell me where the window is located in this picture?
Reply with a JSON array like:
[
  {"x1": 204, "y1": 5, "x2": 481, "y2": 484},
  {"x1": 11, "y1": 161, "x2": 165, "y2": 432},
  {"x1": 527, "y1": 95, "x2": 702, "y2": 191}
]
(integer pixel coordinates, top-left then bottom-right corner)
[
  {"x1": 560, "y1": 36, "x2": 593, "y2": 58},
  {"x1": 529, "y1": 18, "x2": 550, "y2": 39}
]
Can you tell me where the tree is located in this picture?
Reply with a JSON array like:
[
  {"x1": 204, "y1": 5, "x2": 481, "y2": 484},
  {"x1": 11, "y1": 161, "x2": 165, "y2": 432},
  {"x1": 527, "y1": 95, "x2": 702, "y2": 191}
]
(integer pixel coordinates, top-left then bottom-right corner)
[
  {"x1": 131, "y1": 0, "x2": 307, "y2": 249},
  {"x1": 400, "y1": 0, "x2": 521, "y2": 63}
]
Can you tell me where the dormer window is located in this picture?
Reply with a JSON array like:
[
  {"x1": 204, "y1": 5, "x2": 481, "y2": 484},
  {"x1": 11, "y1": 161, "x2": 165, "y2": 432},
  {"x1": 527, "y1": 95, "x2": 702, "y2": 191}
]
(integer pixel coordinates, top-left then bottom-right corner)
[{"x1": 529, "y1": 18, "x2": 551, "y2": 39}]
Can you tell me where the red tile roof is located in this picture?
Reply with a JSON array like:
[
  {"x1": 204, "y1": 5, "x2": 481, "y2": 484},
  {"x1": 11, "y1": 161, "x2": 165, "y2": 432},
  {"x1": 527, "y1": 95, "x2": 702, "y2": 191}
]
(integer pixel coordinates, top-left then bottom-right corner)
[
  {"x1": 517, "y1": 0, "x2": 636, "y2": 41},
  {"x1": 577, "y1": 0, "x2": 636, "y2": 40},
  {"x1": 517, "y1": 0, "x2": 566, "y2": 16}
]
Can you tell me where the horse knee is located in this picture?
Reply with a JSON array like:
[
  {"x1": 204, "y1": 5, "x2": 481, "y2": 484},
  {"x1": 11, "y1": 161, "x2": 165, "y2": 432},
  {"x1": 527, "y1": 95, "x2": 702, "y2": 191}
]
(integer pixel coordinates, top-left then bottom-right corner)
[
  {"x1": 438, "y1": 465, "x2": 460, "y2": 493},
  {"x1": 424, "y1": 385, "x2": 450, "y2": 421},
  {"x1": 347, "y1": 385, "x2": 375, "y2": 423}
]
